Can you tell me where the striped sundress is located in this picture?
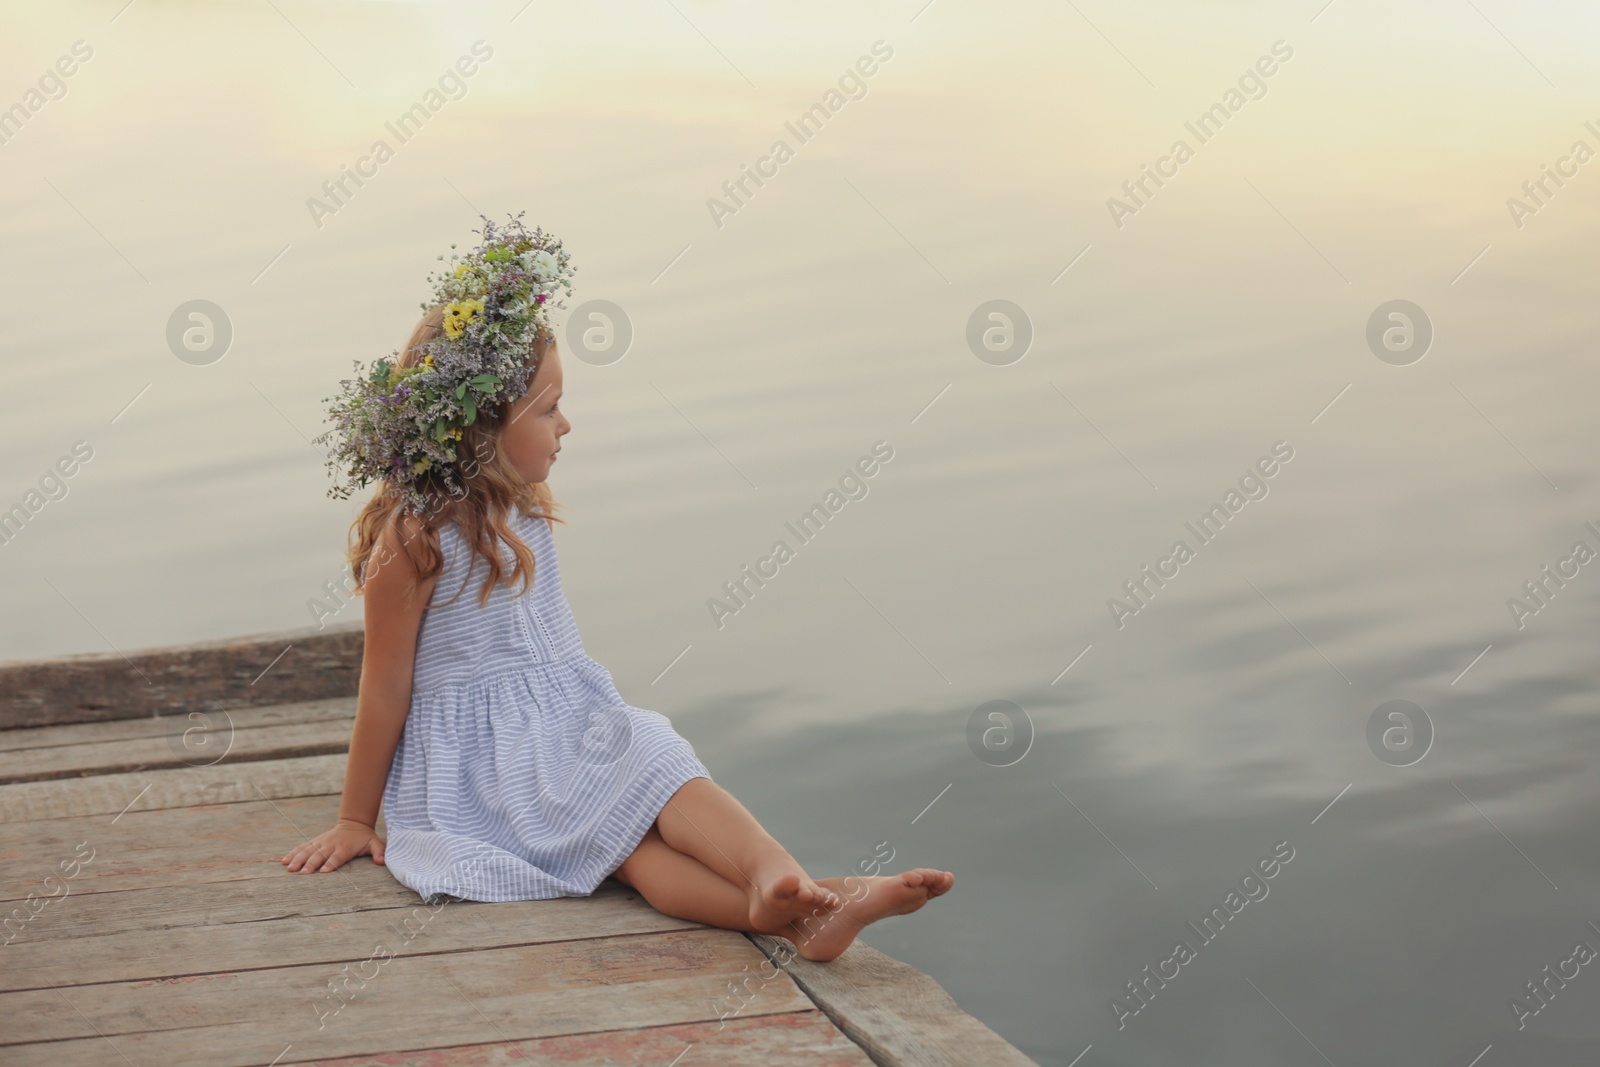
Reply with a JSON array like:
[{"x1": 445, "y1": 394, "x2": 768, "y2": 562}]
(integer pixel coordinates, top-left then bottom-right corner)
[{"x1": 380, "y1": 506, "x2": 712, "y2": 903}]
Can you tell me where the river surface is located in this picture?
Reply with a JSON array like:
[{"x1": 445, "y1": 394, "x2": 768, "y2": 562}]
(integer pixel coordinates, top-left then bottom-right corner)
[{"x1": 3, "y1": 2, "x2": 1600, "y2": 1063}]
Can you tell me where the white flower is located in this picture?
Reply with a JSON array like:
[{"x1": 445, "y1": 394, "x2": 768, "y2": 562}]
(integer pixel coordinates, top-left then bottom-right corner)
[{"x1": 526, "y1": 250, "x2": 558, "y2": 280}]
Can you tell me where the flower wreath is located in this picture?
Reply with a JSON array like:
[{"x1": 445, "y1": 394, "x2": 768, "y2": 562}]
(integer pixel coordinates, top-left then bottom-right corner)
[{"x1": 317, "y1": 213, "x2": 576, "y2": 514}]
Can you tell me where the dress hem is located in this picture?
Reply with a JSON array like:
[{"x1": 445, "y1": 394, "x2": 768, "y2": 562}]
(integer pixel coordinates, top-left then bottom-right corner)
[{"x1": 387, "y1": 752, "x2": 713, "y2": 905}]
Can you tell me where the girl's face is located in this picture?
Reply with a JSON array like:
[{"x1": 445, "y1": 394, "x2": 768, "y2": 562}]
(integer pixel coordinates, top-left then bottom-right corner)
[{"x1": 500, "y1": 344, "x2": 570, "y2": 484}]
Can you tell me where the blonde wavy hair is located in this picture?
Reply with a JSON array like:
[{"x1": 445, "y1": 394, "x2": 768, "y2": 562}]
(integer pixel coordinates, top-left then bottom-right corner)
[{"x1": 347, "y1": 306, "x2": 564, "y2": 605}]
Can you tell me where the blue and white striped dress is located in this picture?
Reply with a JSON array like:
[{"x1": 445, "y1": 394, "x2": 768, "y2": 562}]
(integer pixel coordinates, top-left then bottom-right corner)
[{"x1": 380, "y1": 506, "x2": 711, "y2": 903}]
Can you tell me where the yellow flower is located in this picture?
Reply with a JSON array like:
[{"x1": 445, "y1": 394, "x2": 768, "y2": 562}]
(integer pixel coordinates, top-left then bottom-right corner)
[
  {"x1": 411, "y1": 456, "x2": 433, "y2": 474},
  {"x1": 454, "y1": 263, "x2": 470, "y2": 278},
  {"x1": 443, "y1": 298, "x2": 485, "y2": 339},
  {"x1": 446, "y1": 426, "x2": 463, "y2": 440}
]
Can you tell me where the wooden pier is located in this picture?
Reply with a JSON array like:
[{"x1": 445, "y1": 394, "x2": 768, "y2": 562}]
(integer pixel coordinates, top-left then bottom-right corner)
[{"x1": 0, "y1": 625, "x2": 1037, "y2": 1066}]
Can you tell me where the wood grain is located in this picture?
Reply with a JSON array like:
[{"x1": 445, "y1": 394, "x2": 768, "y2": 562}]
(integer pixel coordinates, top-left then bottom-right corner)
[
  {"x1": 296, "y1": 1010, "x2": 875, "y2": 1066},
  {"x1": 0, "y1": 697, "x2": 356, "y2": 754},
  {"x1": 750, "y1": 933, "x2": 1040, "y2": 1067},
  {"x1": 0, "y1": 881, "x2": 699, "y2": 992},
  {"x1": 0, "y1": 929, "x2": 811, "y2": 1066},
  {"x1": 0, "y1": 714, "x2": 354, "y2": 784},
  {"x1": 0, "y1": 622, "x2": 362, "y2": 729},
  {"x1": 0, "y1": 794, "x2": 367, "y2": 901},
  {"x1": 0, "y1": 752, "x2": 347, "y2": 821}
]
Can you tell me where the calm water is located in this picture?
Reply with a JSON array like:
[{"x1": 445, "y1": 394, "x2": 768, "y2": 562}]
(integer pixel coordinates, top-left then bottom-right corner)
[{"x1": 5, "y1": 2, "x2": 1600, "y2": 1063}]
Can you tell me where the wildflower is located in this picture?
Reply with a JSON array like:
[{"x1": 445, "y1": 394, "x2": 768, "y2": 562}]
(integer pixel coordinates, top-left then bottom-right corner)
[
  {"x1": 443, "y1": 299, "x2": 485, "y2": 339},
  {"x1": 317, "y1": 213, "x2": 577, "y2": 515},
  {"x1": 521, "y1": 249, "x2": 559, "y2": 280}
]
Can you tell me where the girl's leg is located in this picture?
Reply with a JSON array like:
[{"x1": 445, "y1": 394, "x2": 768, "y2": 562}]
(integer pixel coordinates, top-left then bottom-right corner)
[
  {"x1": 614, "y1": 827, "x2": 958, "y2": 963},
  {"x1": 612, "y1": 826, "x2": 756, "y2": 931},
  {"x1": 654, "y1": 777, "x2": 840, "y2": 931}
]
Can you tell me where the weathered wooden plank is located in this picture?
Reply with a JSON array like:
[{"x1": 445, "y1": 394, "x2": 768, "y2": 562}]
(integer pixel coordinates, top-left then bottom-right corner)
[
  {"x1": 0, "y1": 697, "x2": 356, "y2": 754},
  {"x1": 299, "y1": 1010, "x2": 875, "y2": 1066},
  {"x1": 0, "y1": 752, "x2": 347, "y2": 821},
  {"x1": 1, "y1": 880, "x2": 697, "y2": 991},
  {"x1": 0, "y1": 929, "x2": 811, "y2": 1066},
  {"x1": 1, "y1": 858, "x2": 413, "y2": 942},
  {"x1": 0, "y1": 714, "x2": 354, "y2": 784},
  {"x1": 0, "y1": 794, "x2": 358, "y2": 901},
  {"x1": 750, "y1": 933, "x2": 1040, "y2": 1067},
  {"x1": 0, "y1": 621, "x2": 362, "y2": 730}
]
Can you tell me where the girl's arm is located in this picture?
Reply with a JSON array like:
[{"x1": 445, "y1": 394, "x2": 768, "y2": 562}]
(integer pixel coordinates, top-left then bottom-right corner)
[{"x1": 281, "y1": 516, "x2": 439, "y2": 874}]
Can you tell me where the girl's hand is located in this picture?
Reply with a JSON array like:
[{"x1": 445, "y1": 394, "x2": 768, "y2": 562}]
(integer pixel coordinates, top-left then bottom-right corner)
[{"x1": 280, "y1": 819, "x2": 386, "y2": 874}]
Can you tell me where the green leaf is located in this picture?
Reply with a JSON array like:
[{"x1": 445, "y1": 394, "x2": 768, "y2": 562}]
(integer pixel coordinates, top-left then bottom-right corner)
[
  {"x1": 456, "y1": 381, "x2": 468, "y2": 399},
  {"x1": 463, "y1": 396, "x2": 476, "y2": 424},
  {"x1": 434, "y1": 417, "x2": 446, "y2": 441}
]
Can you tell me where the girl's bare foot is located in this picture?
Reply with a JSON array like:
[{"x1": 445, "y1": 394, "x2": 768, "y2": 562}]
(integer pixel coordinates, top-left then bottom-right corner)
[
  {"x1": 748, "y1": 868, "x2": 843, "y2": 933},
  {"x1": 786, "y1": 869, "x2": 955, "y2": 962}
]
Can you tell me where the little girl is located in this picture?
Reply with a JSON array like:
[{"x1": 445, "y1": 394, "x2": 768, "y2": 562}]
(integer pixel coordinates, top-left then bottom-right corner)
[{"x1": 280, "y1": 215, "x2": 952, "y2": 961}]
